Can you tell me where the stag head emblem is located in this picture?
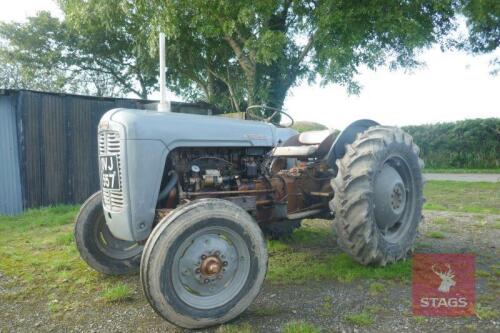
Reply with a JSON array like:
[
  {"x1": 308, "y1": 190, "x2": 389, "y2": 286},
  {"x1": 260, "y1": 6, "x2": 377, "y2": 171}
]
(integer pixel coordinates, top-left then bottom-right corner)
[{"x1": 431, "y1": 264, "x2": 456, "y2": 293}]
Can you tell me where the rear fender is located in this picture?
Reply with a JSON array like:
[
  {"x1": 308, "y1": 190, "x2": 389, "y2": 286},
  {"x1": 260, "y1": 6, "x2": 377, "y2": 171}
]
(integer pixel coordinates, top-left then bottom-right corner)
[{"x1": 325, "y1": 119, "x2": 379, "y2": 168}]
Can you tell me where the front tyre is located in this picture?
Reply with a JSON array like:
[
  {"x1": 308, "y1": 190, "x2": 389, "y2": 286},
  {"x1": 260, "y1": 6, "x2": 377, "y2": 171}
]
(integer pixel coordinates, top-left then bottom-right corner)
[
  {"x1": 74, "y1": 192, "x2": 143, "y2": 275},
  {"x1": 331, "y1": 126, "x2": 424, "y2": 266},
  {"x1": 141, "y1": 199, "x2": 268, "y2": 329}
]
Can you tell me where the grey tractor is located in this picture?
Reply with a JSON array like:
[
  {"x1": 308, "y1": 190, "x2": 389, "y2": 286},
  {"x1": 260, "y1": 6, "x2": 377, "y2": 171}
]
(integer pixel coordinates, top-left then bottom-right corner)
[{"x1": 74, "y1": 105, "x2": 424, "y2": 328}]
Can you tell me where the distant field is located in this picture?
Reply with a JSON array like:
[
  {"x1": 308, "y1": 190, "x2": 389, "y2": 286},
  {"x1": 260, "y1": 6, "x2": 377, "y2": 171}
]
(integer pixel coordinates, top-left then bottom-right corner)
[
  {"x1": 423, "y1": 180, "x2": 500, "y2": 214},
  {"x1": 423, "y1": 168, "x2": 500, "y2": 174}
]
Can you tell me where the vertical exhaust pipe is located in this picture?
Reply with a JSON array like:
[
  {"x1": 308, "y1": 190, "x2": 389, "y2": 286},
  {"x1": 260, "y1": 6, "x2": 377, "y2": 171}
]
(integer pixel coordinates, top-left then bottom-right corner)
[{"x1": 158, "y1": 31, "x2": 170, "y2": 112}]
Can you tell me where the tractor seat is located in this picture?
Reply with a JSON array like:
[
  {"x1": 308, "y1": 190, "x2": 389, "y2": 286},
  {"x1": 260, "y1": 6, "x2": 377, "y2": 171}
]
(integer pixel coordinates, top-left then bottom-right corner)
[{"x1": 272, "y1": 129, "x2": 337, "y2": 158}]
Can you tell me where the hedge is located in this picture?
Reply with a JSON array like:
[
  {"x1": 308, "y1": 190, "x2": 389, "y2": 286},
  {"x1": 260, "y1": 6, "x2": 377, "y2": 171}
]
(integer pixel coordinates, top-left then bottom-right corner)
[{"x1": 402, "y1": 118, "x2": 499, "y2": 169}]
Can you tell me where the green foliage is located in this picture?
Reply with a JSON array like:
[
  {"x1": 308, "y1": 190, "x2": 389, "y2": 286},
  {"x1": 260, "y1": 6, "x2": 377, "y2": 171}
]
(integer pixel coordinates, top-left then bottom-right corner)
[
  {"x1": 461, "y1": 0, "x2": 500, "y2": 54},
  {"x1": 403, "y1": 118, "x2": 500, "y2": 169},
  {"x1": 0, "y1": 0, "x2": 158, "y2": 98},
  {"x1": 460, "y1": 0, "x2": 500, "y2": 74},
  {"x1": 2, "y1": 0, "x2": 479, "y2": 115},
  {"x1": 292, "y1": 121, "x2": 328, "y2": 133},
  {"x1": 140, "y1": 0, "x2": 462, "y2": 115}
]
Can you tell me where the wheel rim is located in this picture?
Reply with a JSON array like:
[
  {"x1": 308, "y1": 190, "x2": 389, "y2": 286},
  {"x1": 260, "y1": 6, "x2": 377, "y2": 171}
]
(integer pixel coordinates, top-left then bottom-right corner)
[
  {"x1": 374, "y1": 155, "x2": 415, "y2": 242},
  {"x1": 172, "y1": 224, "x2": 250, "y2": 309},
  {"x1": 94, "y1": 213, "x2": 143, "y2": 260}
]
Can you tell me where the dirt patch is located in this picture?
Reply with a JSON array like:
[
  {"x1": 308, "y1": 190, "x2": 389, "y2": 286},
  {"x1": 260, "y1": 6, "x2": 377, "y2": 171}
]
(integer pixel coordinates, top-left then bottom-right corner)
[{"x1": 1, "y1": 210, "x2": 499, "y2": 332}]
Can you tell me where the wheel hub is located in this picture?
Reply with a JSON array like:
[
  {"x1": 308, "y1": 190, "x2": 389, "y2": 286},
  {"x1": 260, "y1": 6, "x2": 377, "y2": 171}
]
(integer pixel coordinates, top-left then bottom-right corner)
[
  {"x1": 200, "y1": 255, "x2": 222, "y2": 276},
  {"x1": 374, "y1": 164, "x2": 407, "y2": 232},
  {"x1": 173, "y1": 228, "x2": 249, "y2": 308}
]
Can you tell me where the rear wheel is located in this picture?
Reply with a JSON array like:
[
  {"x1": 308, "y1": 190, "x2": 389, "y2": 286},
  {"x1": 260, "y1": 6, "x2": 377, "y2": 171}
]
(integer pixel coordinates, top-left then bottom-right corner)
[
  {"x1": 331, "y1": 126, "x2": 424, "y2": 265},
  {"x1": 141, "y1": 199, "x2": 268, "y2": 329},
  {"x1": 74, "y1": 192, "x2": 143, "y2": 275}
]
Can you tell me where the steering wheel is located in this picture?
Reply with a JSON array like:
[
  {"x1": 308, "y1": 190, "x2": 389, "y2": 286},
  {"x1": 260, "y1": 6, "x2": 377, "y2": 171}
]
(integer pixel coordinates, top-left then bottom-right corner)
[{"x1": 245, "y1": 105, "x2": 294, "y2": 128}]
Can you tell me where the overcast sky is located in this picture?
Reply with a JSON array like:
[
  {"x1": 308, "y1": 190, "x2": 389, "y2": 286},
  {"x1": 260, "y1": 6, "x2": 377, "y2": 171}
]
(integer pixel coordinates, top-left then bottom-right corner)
[{"x1": 2, "y1": 0, "x2": 499, "y2": 129}]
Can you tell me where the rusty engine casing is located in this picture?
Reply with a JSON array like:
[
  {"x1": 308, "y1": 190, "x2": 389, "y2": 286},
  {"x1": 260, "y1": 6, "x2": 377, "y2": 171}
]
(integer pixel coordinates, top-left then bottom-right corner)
[{"x1": 154, "y1": 146, "x2": 332, "y2": 227}]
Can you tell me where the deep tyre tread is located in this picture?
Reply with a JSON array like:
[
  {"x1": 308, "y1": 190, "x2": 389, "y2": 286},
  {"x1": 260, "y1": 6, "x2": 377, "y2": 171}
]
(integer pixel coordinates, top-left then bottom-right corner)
[
  {"x1": 140, "y1": 198, "x2": 268, "y2": 329},
  {"x1": 74, "y1": 192, "x2": 142, "y2": 275},
  {"x1": 331, "y1": 126, "x2": 424, "y2": 266}
]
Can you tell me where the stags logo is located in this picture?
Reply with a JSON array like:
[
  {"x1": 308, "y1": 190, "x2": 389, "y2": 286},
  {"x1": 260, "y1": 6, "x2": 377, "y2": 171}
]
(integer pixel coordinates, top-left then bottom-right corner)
[
  {"x1": 432, "y1": 264, "x2": 456, "y2": 293},
  {"x1": 413, "y1": 254, "x2": 475, "y2": 316}
]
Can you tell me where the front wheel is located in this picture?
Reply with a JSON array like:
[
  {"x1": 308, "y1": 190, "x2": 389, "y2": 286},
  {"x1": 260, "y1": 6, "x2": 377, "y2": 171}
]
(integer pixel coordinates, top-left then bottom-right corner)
[
  {"x1": 74, "y1": 192, "x2": 143, "y2": 275},
  {"x1": 331, "y1": 126, "x2": 424, "y2": 266},
  {"x1": 141, "y1": 199, "x2": 268, "y2": 329}
]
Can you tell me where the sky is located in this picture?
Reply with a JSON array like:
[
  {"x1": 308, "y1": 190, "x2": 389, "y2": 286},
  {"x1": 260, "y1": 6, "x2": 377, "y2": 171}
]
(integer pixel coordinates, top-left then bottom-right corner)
[{"x1": 1, "y1": 0, "x2": 499, "y2": 129}]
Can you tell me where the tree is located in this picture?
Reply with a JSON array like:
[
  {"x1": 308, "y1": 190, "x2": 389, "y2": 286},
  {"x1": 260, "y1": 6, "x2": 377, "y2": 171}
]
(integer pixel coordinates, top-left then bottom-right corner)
[
  {"x1": 1, "y1": 1, "x2": 498, "y2": 114},
  {"x1": 137, "y1": 0, "x2": 460, "y2": 116},
  {"x1": 0, "y1": 1, "x2": 158, "y2": 98},
  {"x1": 460, "y1": 0, "x2": 499, "y2": 74},
  {"x1": 292, "y1": 121, "x2": 328, "y2": 133}
]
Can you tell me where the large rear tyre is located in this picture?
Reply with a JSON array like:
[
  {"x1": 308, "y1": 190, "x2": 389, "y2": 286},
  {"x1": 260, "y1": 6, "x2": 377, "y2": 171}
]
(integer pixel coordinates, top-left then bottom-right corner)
[
  {"x1": 74, "y1": 192, "x2": 143, "y2": 275},
  {"x1": 331, "y1": 126, "x2": 424, "y2": 266},
  {"x1": 140, "y1": 199, "x2": 268, "y2": 329}
]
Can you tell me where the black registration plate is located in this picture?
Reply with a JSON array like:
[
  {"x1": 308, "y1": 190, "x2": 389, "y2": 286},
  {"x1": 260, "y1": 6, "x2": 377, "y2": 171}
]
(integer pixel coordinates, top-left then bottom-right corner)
[{"x1": 100, "y1": 155, "x2": 121, "y2": 189}]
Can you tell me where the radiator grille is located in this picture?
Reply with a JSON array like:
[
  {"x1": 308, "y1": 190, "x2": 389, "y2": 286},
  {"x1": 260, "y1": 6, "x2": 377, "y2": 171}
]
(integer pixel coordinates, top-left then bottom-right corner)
[{"x1": 98, "y1": 131, "x2": 124, "y2": 211}]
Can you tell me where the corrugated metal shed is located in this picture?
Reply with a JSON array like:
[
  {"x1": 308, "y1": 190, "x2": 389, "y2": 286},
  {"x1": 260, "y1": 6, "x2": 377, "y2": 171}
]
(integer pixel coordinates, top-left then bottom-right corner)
[
  {"x1": 0, "y1": 94, "x2": 23, "y2": 214},
  {"x1": 0, "y1": 89, "x2": 216, "y2": 215}
]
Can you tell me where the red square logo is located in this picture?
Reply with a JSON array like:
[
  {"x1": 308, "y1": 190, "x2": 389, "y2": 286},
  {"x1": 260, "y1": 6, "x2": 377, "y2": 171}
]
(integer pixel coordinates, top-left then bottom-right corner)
[{"x1": 413, "y1": 253, "x2": 475, "y2": 316}]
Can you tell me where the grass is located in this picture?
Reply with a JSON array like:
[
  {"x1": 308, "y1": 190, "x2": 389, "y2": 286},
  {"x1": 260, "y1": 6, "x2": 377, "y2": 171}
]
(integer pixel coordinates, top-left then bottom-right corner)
[
  {"x1": 412, "y1": 316, "x2": 426, "y2": 324},
  {"x1": 249, "y1": 304, "x2": 284, "y2": 317},
  {"x1": 424, "y1": 181, "x2": 500, "y2": 214},
  {"x1": 267, "y1": 239, "x2": 411, "y2": 284},
  {"x1": 426, "y1": 231, "x2": 446, "y2": 239},
  {"x1": 101, "y1": 283, "x2": 133, "y2": 303},
  {"x1": 318, "y1": 295, "x2": 334, "y2": 316},
  {"x1": 0, "y1": 205, "x2": 123, "y2": 306},
  {"x1": 0, "y1": 179, "x2": 496, "y2": 326},
  {"x1": 475, "y1": 304, "x2": 499, "y2": 320},
  {"x1": 369, "y1": 281, "x2": 386, "y2": 295},
  {"x1": 433, "y1": 217, "x2": 450, "y2": 225},
  {"x1": 215, "y1": 323, "x2": 253, "y2": 333},
  {"x1": 282, "y1": 321, "x2": 321, "y2": 333},
  {"x1": 345, "y1": 311, "x2": 374, "y2": 326},
  {"x1": 423, "y1": 168, "x2": 500, "y2": 174},
  {"x1": 475, "y1": 270, "x2": 491, "y2": 278},
  {"x1": 265, "y1": 221, "x2": 412, "y2": 284}
]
